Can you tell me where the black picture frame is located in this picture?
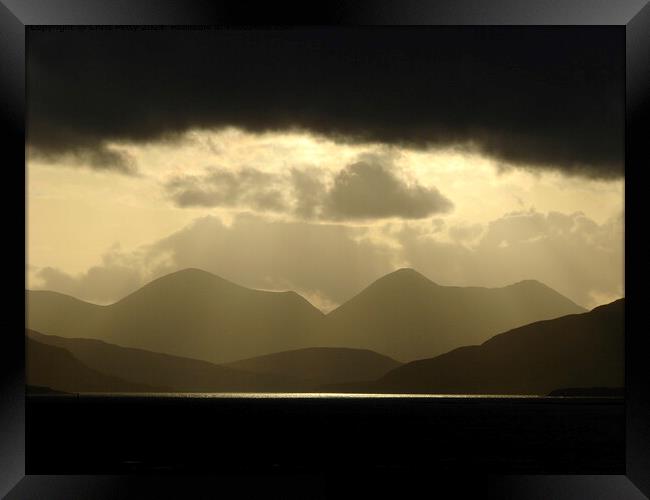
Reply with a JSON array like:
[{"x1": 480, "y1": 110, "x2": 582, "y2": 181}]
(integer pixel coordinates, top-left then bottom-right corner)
[{"x1": 2, "y1": 1, "x2": 648, "y2": 498}]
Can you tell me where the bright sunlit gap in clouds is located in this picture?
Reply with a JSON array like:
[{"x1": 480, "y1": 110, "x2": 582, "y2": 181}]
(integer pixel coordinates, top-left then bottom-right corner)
[{"x1": 27, "y1": 127, "x2": 624, "y2": 312}]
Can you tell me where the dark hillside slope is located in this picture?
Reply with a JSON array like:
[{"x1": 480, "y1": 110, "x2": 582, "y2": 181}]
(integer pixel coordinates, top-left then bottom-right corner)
[{"x1": 364, "y1": 299, "x2": 624, "y2": 395}]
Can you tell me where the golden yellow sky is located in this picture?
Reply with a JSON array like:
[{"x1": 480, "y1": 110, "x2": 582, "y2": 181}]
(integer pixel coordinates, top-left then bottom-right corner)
[{"x1": 26, "y1": 128, "x2": 624, "y2": 311}]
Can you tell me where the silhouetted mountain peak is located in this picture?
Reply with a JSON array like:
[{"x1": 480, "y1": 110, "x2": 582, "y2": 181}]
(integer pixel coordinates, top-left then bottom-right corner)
[
  {"x1": 143, "y1": 267, "x2": 238, "y2": 289},
  {"x1": 369, "y1": 267, "x2": 437, "y2": 289},
  {"x1": 390, "y1": 267, "x2": 429, "y2": 278},
  {"x1": 114, "y1": 268, "x2": 252, "y2": 306},
  {"x1": 172, "y1": 267, "x2": 215, "y2": 277},
  {"x1": 123, "y1": 269, "x2": 323, "y2": 310},
  {"x1": 502, "y1": 279, "x2": 559, "y2": 293}
]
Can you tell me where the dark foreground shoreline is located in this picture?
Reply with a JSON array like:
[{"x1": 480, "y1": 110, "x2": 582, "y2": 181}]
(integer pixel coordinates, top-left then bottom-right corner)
[{"x1": 27, "y1": 394, "x2": 624, "y2": 474}]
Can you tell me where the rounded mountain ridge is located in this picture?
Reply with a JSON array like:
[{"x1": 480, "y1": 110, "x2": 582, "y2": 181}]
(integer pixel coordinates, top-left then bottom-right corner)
[
  {"x1": 370, "y1": 267, "x2": 438, "y2": 286},
  {"x1": 114, "y1": 267, "x2": 321, "y2": 313},
  {"x1": 375, "y1": 271, "x2": 552, "y2": 292},
  {"x1": 133, "y1": 268, "x2": 291, "y2": 294}
]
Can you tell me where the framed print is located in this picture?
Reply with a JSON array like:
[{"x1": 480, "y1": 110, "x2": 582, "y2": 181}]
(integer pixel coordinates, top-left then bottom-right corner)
[{"x1": 1, "y1": 1, "x2": 648, "y2": 498}]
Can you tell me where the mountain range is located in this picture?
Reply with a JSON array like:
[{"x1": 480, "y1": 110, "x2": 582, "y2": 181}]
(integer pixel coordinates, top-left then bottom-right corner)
[
  {"x1": 26, "y1": 297, "x2": 623, "y2": 395},
  {"x1": 27, "y1": 267, "x2": 585, "y2": 364},
  {"x1": 25, "y1": 267, "x2": 622, "y2": 395}
]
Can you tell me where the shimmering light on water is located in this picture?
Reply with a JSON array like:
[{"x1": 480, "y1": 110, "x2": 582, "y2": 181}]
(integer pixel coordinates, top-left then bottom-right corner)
[{"x1": 77, "y1": 392, "x2": 546, "y2": 398}]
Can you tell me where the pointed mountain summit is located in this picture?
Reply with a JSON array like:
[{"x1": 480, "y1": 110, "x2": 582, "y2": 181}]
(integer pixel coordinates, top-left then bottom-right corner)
[
  {"x1": 317, "y1": 268, "x2": 585, "y2": 361},
  {"x1": 370, "y1": 267, "x2": 438, "y2": 286},
  {"x1": 354, "y1": 268, "x2": 441, "y2": 300},
  {"x1": 113, "y1": 267, "x2": 319, "y2": 320},
  {"x1": 119, "y1": 268, "x2": 307, "y2": 303}
]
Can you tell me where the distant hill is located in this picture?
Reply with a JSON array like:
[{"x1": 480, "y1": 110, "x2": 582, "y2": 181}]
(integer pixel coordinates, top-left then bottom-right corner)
[
  {"x1": 27, "y1": 268, "x2": 324, "y2": 364},
  {"x1": 26, "y1": 336, "x2": 164, "y2": 393},
  {"x1": 317, "y1": 268, "x2": 585, "y2": 361},
  {"x1": 326, "y1": 299, "x2": 623, "y2": 395},
  {"x1": 224, "y1": 347, "x2": 401, "y2": 386},
  {"x1": 27, "y1": 329, "x2": 312, "y2": 392},
  {"x1": 27, "y1": 267, "x2": 586, "y2": 364},
  {"x1": 27, "y1": 330, "x2": 403, "y2": 391}
]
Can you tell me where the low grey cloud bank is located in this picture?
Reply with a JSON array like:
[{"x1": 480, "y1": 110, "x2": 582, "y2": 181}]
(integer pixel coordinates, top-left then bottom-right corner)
[
  {"x1": 166, "y1": 167, "x2": 288, "y2": 211},
  {"x1": 404, "y1": 210, "x2": 624, "y2": 307},
  {"x1": 32, "y1": 209, "x2": 623, "y2": 311},
  {"x1": 166, "y1": 155, "x2": 453, "y2": 221},
  {"x1": 35, "y1": 247, "x2": 144, "y2": 303},
  {"x1": 29, "y1": 140, "x2": 137, "y2": 175},
  {"x1": 322, "y1": 158, "x2": 453, "y2": 220}
]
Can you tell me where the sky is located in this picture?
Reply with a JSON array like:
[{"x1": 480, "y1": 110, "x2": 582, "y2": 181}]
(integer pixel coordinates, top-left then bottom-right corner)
[{"x1": 26, "y1": 27, "x2": 624, "y2": 312}]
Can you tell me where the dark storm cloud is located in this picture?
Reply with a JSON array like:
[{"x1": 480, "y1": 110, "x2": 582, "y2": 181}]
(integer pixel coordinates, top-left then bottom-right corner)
[
  {"x1": 30, "y1": 140, "x2": 136, "y2": 174},
  {"x1": 28, "y1": 27, "x2": 624, "y2": 177},
  {"x1": 322, "y1": 156, "x2": 453, "y2": 219}
]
